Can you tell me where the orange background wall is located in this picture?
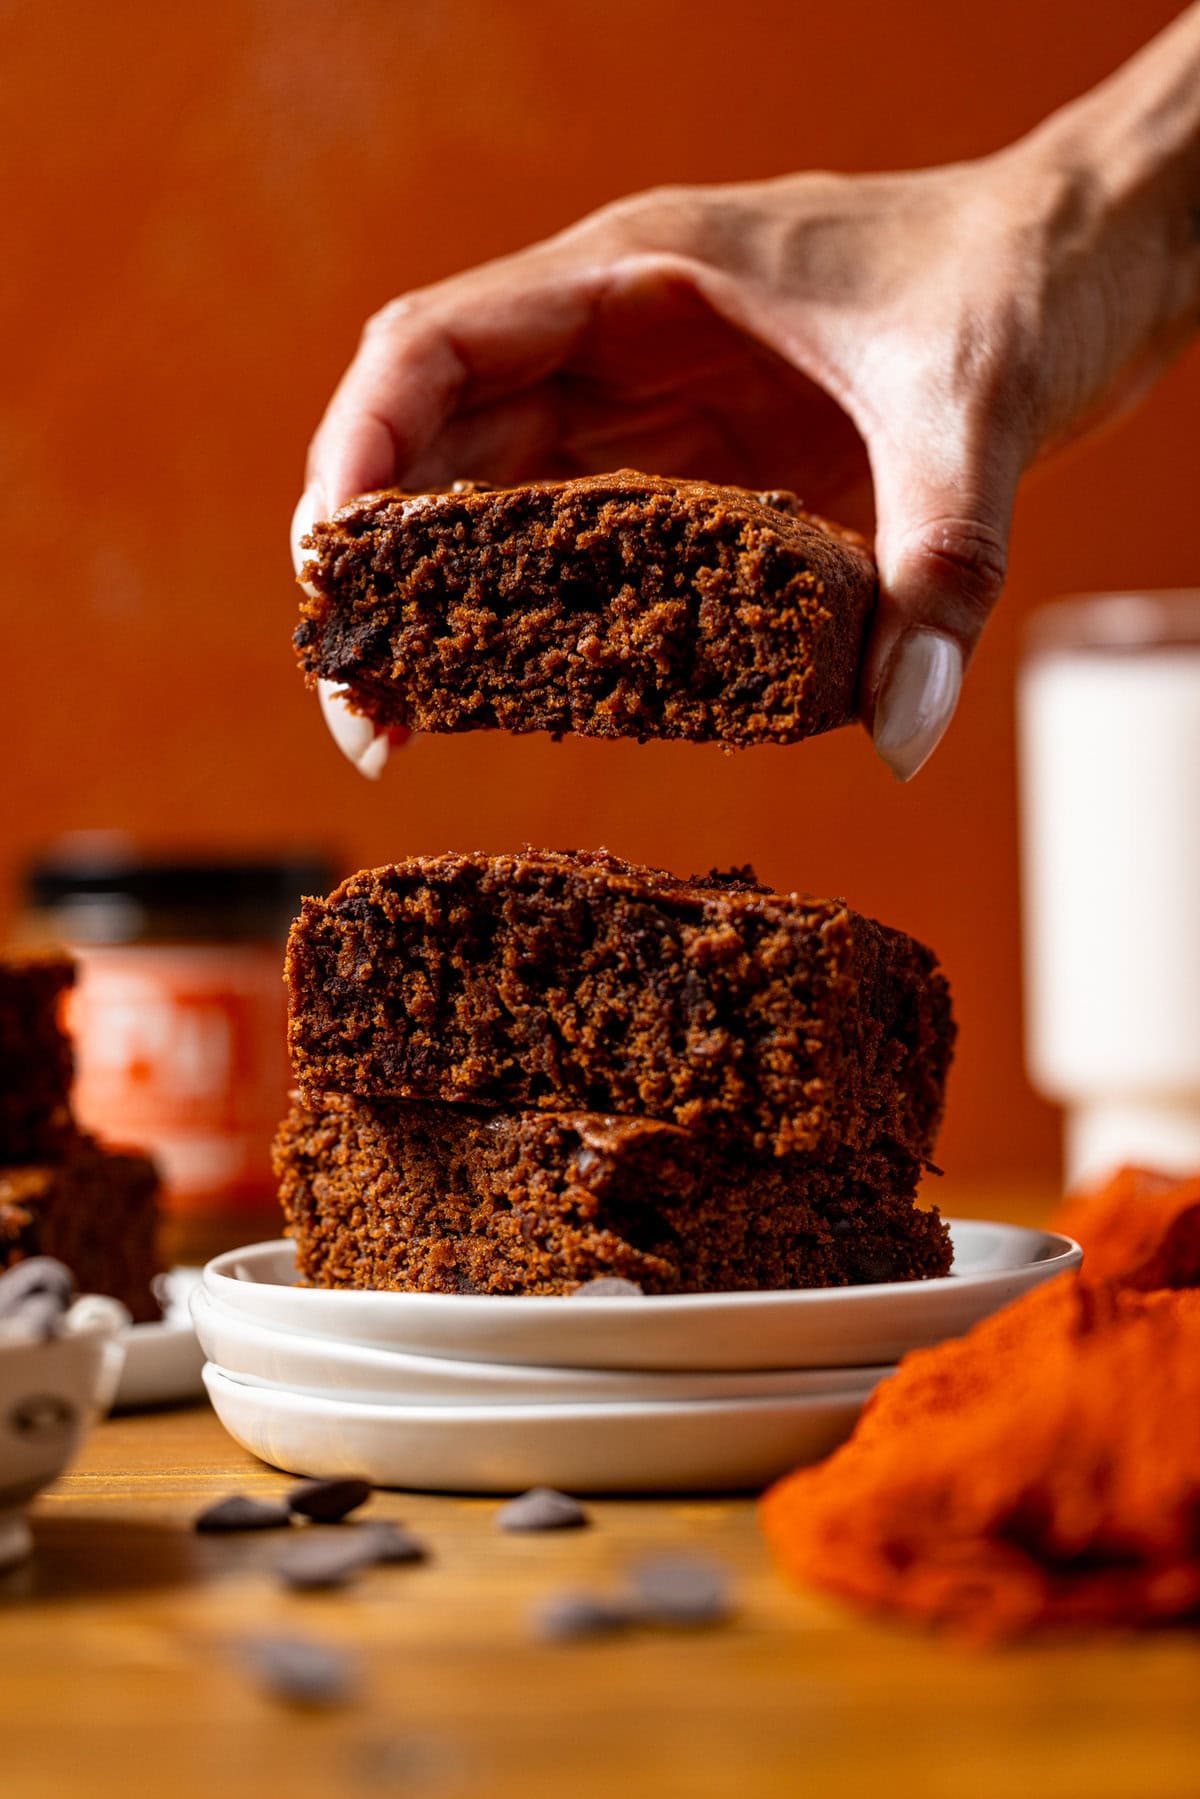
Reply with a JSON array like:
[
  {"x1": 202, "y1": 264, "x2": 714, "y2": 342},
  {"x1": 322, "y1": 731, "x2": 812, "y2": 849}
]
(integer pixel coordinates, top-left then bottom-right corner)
[{"x1": 4, "y1": 0, "x2": 1198, "y2": 1188}]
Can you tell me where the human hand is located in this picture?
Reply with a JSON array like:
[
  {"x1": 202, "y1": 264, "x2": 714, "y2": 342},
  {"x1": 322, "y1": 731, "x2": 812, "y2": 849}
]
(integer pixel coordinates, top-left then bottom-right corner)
[{"x1": 296, "y1": 31, "x2": 1200, "y2": 778}]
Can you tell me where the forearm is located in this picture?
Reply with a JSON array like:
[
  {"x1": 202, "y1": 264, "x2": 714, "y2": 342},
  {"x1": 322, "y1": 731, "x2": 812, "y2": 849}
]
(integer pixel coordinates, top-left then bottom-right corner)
[{"x1": 1073, "y1": 1, "x2": 1200, "y2": 187}]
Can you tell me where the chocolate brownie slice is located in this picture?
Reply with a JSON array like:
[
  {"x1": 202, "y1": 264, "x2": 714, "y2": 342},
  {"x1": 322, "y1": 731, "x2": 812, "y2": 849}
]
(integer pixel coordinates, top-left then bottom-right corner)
[
  {"x1": 293, "y1": 471, "x2": 874, "y2": 746},
  {"x1": 285, "y1": 850, "x2": 953, "y2": 1159},
  {"x1": 274, "y1": 1093, "x2": 952, "y2": 1296},
  {"x1": 0, "y1": 950, "x2": 75, "y2": 1163},
  {"x1": 0, "y1": 1135, "x2": 161, "y2": 1322}
]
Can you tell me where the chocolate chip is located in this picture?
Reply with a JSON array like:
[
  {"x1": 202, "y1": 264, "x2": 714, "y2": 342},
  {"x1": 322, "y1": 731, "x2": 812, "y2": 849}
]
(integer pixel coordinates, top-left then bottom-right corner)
[
  {"x1": 569, "y1": 1277, "x2": 643, "y2": 1298},
  {"x1": 532, "y1": 1591, "x2": 636, "y2": 1643},
  {"x1": 275, "y1": 1520, "x2": 429, "y2": 1589},
  {"x1": 287, "y1": 1477, "x2": 371, "y2": 1523},
  {"x1": 241, "y1": 1634, "x2": 359, "y2": 1708},
  {"x1": 9, "y1": 1392, "x2": 77, "y2": 1437},
  {"x1": 276, "y1": 1531, "x2": 381, "y2": 1591},
  {"x1": 1, "y1": 1292, "x2": 69, "y2": 1343},
  {"x1": 194, "y1": 1495, "x2": 294, "y2": 1533},
  {"x1": 847, "y1": 1251, "x2": 896, "y2": 1285},
  {"x1": 496, "y1": 1488, "x2": 589, "y2": 1533},
  {"x1": 360, "y1": 1522, "x2": 428, "y2": 1565},
  {"x1": 630, "y1": 1554, "x2": 733, "y2": 1628},
  {"x1": 0, "y1": 1258, "x2": 75, "y2": 1326}
]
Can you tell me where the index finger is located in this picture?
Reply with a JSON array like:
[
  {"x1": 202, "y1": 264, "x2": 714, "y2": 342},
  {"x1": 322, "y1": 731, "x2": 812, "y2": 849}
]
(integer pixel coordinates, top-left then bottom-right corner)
[{"x1": 306, "y1": 246, "x2": 601, "y2": 513}]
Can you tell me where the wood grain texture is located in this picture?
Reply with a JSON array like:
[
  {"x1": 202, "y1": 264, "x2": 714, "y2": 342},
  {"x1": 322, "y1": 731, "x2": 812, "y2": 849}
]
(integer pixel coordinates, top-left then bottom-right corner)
[{"x1": 3, "y1": 1364, "x2": 1198, "y2": 1793}]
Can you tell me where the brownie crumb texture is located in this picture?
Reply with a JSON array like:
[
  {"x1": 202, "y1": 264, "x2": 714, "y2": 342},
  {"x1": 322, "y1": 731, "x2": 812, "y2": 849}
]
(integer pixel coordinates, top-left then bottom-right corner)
[
  {"x1": 274, "y1": 1092, "x2": 951, "y2": 1297},
  {"x1": 294, "y1": 471, "x2": 876, "y2": 748},
  {"x1": 285, "y1": 848, "x2": 954, "y2": 1161}
]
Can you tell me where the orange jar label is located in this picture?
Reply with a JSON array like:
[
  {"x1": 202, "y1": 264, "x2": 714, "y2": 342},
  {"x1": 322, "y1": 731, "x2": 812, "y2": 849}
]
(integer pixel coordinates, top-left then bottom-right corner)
[{"x1": 65, "y1": 944, "x2": 289, "y2": 1212}]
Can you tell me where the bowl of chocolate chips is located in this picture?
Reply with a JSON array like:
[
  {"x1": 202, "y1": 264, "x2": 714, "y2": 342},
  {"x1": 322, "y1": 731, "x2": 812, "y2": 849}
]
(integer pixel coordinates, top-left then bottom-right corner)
[{"x1": 0, "y1": 1259, "x2": 127, "y2": 1570}]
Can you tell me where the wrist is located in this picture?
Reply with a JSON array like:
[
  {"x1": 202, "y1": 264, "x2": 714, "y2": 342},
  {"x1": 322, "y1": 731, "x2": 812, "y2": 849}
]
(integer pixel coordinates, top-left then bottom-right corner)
[{"x1": 1007, "y1": 25, "x2": 1200, "y2": 328}]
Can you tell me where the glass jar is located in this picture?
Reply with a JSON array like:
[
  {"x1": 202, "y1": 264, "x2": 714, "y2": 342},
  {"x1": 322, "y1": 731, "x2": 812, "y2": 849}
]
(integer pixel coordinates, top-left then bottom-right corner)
[
  {"x1": 1018, "y1": 593, "x2": 1200, "y2": 1188},
  {"x1": 19, "y1": 836, "x2": 335, "y2": 1262}
]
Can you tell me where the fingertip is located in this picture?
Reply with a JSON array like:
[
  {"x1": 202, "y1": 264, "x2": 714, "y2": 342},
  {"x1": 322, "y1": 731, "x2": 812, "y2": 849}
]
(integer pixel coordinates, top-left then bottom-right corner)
[
  {"x1": 290, "y1": 487, "x2": 325, "y2": 588},
  {"x1": 317, "y1": 679, "x2": 393, "y2": 781},
  {"x1": 870, "y1": 629, "x2": 964, "y2": 782},
  {"x1": 356, "y1": 732, "x2": 392, "y2": 782},
  {"x1": 318, "y1": 678, "x2": 374, "y2": 759}
]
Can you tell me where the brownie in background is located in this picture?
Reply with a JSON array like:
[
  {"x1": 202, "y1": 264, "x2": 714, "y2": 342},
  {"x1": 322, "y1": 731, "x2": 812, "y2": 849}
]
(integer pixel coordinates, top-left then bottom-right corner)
[
  {"x1": 0, "y1": 948, "x2": 161, "y2": 1319},
  {"x1": 0, "y1": 1137, "x2": 161, "y2": 1323},
  {"x1": 0, "y1": 951, "x2": 75, "y2": 1163}
]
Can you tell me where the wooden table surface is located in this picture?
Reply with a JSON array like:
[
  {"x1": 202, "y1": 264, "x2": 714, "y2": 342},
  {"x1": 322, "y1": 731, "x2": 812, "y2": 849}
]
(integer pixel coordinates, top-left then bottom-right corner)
[{"x1": 4, "y1": 1184, "x2": 1199, "y2": 1799}]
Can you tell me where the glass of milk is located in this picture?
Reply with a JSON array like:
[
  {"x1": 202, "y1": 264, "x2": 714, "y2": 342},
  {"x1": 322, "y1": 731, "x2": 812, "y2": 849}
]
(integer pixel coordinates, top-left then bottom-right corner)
[{"x1": 1019, "y1": 592, "x2": 1200, "y2": 1188}]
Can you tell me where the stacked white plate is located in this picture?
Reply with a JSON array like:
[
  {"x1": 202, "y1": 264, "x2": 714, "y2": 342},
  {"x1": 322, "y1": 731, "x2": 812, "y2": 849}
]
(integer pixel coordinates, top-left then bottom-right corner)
[{"x1": 194, "y1": 1221, "x2": 1080, "y2": 1494}]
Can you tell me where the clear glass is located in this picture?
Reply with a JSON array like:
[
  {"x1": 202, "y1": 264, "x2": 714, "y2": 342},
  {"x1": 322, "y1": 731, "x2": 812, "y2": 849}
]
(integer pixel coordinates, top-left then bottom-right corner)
[{"x1": 1019, "y1": 591, "x2": 1200, "y2": 1186}]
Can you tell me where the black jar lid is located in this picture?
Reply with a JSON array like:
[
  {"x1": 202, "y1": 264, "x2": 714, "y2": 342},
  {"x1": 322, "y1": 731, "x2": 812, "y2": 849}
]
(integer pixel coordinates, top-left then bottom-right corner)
[{"x1": 24, "y1": 835, "x2": 337, "y2": 944}]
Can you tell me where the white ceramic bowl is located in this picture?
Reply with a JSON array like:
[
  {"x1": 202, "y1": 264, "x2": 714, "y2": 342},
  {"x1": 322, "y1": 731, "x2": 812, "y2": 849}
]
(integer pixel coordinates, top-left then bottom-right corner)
[
  {"x1": 203, "y1": 1221, "x2": 1081, "y2": 1372},
  {"x1": 0, "y1": 1299, "x2": 128, "y2": 1569},
  {"x1": 203, "y1": 1363, "x2": 873, "y2": 1493},
  {"x1": 191, "y1": 1284, "x2": 891, "y2": 1407}
]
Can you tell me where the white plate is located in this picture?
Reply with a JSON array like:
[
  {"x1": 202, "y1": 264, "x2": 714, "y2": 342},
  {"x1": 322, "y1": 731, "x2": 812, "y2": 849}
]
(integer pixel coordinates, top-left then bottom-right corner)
[
  {"x1": 203, "y1": 1363, "x2": 870, "y2": 1493},
  {"x1": 191, "y1": 1285, "x2": 891, "y2": 1407},
  {"x1": 203, "y1": 1221, "x2": 1080, "y2": 1372},
  {"x1": 114, "y1": 1268, "x2": 206, "y2": 1411}
]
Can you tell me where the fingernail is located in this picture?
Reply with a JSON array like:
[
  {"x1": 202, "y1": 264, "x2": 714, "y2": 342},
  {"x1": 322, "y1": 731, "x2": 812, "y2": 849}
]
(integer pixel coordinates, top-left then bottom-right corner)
[
  {"x1": 317, "y1": 679, "x2": 391, "y2": 782},
  {"x1": 290, "y1": 487, "x2": 324, "y2": 591},
  {"x1": 872, "y1": 630, "x2": 963, "y2": 782}
]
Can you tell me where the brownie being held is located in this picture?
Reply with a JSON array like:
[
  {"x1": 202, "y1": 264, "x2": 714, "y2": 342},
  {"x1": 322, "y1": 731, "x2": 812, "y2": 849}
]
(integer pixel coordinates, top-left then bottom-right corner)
[{"x1": 294, "y1": 471, "x2": 875, "y2": 749}]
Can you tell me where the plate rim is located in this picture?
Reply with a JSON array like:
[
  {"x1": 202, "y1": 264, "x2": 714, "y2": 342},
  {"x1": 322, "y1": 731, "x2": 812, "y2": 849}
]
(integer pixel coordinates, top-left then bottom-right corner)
[
  {"x1": 204, "y1": 1219, "x2": 1082, "y2": 1314},
  {"x1": 191, "y1": 1283, "x2": 896, "y2": 1390},
  {"x1": 201, "y1": 1360, "x2": 879, "y2": 1424},
  {"x1": 192, "y1": 1288, "x2": 895, "y2": 1396}
]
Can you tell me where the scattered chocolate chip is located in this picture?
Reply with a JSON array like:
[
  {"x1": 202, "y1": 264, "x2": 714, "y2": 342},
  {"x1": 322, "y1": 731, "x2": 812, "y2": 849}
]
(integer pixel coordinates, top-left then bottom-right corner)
[
  {"x1": 496, "y1": 1488, "x2": 589, "y2": 1533},
  {"x1": 1, "y1": 1292, "x2": 69, "y2": 1344},
  {"x1": 569, "y1": 1277, "x2": 643, "y2": 1298},
  {"x1": 9, "y1": 1392, "x2": 77, "y2": 1436},
  {"x1": 0, "y1": 1258, "x2": 76, "y2": 1328},
  {"x1": 275, "y1": 1529, "x2": 383, "y2": 1590},
  {"x1": 241, "y1": 1634, "x2": 359, "y2": 1708},
  {"x1": 349, "y1": 1733, "x2": 472, "y2": 1789},
  {"x1": 359, "y1": 1521, "x2": 429, "y2": 1565},
  {"x1": 847, "y1": 1250, "x2": 897, "y2": 1285},
  {"x1": 629, "y1": 1554, "x2": 733, "y2": 1628},
  {"x1": 532, "y1": 1590, "x2": 636, "y2": 1643},
  {"x1": 194, "y1": 1494, "x2": 294, "y2": 1533},
  {"x1": 287, "y1": 1477, "x2": 372, "y2": 1523}
]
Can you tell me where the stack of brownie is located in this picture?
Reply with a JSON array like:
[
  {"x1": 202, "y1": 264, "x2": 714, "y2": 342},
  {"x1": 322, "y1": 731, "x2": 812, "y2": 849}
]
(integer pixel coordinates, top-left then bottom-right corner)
[
  {"x1": 0, "y1": 950, "x2": 161, "y2": 1319},
  {"x1": 275, "y1": 849, "x2": 955, "y2": 1296}
]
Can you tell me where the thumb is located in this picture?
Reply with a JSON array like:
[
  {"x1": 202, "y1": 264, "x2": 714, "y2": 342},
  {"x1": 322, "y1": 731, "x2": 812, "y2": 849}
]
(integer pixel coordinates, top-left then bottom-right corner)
[{"x1": 862, "y1": 426, "x2": 1021, "y2": 781}]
